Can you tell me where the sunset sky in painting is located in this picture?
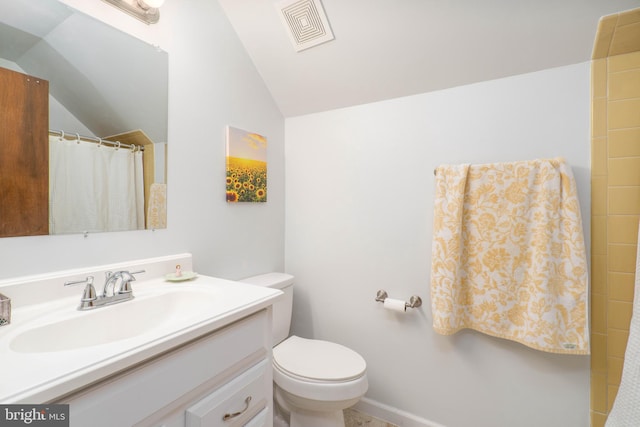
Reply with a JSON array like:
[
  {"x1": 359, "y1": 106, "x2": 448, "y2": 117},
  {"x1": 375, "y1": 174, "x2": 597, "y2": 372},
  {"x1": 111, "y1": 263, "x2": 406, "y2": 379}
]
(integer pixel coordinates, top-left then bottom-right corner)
[{"x1": 226, "y1": 126, "x2": 267, "y2": 162}]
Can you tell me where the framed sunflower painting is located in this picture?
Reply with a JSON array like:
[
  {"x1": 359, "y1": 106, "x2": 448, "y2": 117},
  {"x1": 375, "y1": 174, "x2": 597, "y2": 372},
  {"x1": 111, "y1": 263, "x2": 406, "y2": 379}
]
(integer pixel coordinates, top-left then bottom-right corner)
[{"x1": 225, "y1": 126, "x2": 267, "y2": 203}]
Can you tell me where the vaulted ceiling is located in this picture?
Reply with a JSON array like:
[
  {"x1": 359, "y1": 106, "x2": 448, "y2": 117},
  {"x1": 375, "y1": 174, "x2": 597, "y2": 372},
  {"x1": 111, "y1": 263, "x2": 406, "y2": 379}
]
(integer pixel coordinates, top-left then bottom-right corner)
[{"x1": 218, "y1": 0, "x2": 640, "y2": 117}]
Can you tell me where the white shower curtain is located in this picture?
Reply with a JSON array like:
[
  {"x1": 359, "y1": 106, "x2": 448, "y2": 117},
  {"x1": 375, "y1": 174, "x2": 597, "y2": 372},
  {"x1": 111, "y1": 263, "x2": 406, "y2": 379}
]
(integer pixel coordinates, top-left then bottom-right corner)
[
  {"x1": 49, "y1": 135, "x2": 144, "y2": 234},
  {"x1": 606, "y1": 221, "x2": 640, "y2": 426}
]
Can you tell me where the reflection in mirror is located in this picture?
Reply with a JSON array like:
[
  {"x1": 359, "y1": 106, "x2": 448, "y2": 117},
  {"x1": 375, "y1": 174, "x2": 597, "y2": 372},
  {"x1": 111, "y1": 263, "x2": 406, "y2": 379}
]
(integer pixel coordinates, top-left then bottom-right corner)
[{"x1": 0, "y1": 0, "x2": 168, "y2": 235}]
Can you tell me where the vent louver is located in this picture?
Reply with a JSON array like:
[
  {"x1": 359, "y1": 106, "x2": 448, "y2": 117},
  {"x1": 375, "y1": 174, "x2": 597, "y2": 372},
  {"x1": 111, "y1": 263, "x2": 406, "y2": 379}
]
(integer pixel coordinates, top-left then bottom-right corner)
[{"x1": 277, "y1": 0, "x2": 334, "y2": 52}]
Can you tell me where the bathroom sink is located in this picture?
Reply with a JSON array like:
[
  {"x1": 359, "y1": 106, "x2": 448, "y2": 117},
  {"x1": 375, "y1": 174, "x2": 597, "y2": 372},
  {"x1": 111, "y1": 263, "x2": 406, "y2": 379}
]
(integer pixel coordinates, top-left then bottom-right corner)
[
  {"x1": 10, "y1": 287, "x2": 218, "y2": 353},
  {"x1": 0, "y1": 255, "x2": 283, "y2": 405}
]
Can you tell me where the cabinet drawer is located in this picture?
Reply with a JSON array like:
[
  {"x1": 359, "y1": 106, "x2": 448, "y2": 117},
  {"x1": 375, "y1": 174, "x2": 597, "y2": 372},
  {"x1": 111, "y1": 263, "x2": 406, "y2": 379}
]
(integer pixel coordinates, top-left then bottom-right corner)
[{"x1": 186, "y1": 359, "x2": 269, "y2": 427}]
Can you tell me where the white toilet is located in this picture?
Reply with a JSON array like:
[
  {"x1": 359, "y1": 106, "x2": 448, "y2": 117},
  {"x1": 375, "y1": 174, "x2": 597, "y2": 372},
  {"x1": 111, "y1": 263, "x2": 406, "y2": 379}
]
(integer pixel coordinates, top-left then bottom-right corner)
[{"x1": 241, "y1": 273, "x2": 368, "y2": 427}]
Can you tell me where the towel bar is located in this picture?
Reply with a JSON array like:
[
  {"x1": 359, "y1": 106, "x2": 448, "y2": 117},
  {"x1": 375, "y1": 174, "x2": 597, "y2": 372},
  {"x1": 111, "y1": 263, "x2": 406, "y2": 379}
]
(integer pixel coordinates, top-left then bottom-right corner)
[{"x1": 375, "y1": 290, "x2": 422, "y2": 309}]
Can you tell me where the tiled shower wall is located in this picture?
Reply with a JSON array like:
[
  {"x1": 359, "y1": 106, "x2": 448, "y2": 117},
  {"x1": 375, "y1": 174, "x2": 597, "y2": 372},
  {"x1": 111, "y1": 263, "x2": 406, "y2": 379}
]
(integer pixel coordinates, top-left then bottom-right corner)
[{"x1": 590, "y1": 8, "x2": 640, "y2": 427}]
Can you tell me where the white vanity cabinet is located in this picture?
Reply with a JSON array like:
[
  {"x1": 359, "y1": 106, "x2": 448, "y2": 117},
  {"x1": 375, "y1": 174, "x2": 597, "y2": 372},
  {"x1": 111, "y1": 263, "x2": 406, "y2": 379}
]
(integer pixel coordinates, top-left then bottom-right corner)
[{"x1": 63, "y1": 310, "x2": 273, "y2": 427}]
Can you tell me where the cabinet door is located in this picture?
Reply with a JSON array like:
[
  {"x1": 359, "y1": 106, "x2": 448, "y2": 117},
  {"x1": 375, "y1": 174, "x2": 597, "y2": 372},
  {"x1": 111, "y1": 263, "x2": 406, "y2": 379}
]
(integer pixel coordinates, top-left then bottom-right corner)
[{"x1": 0, "y1": 67, "x2": 49, "y2": 237}]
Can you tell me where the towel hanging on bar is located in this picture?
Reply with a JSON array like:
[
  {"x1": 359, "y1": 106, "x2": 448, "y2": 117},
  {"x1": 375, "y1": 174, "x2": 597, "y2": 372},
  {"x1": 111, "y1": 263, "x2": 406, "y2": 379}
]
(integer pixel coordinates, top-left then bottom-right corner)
[{"x1": 430, "y1": 157, "x2": 589, "y2": 354}]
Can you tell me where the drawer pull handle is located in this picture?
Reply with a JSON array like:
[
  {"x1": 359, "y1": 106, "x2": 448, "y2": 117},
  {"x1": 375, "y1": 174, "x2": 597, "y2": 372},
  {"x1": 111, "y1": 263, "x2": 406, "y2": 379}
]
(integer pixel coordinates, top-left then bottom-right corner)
[{"x1": 222, "y1": 396, "x2": 252, "y2": 421}]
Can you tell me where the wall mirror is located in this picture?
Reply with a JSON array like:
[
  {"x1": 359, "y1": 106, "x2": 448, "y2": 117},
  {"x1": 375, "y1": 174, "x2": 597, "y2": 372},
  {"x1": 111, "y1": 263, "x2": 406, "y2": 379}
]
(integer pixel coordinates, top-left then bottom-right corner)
[{"x1": 0, "y1": 0, "x2": 168, "y2": 236}]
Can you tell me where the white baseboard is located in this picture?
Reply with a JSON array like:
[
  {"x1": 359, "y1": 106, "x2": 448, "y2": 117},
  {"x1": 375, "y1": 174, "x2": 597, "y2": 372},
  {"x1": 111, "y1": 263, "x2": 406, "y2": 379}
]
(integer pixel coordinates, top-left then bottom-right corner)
[{"x1": 353, "y1": 397, "x2": 447, "y2": 427}]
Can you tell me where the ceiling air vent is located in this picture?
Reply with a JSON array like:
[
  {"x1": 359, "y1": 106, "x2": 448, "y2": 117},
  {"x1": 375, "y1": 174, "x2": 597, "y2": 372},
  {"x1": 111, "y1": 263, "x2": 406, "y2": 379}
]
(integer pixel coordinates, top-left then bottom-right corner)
[{"x1": 276, "y1": 0, "x2": 334, "y2": 52}]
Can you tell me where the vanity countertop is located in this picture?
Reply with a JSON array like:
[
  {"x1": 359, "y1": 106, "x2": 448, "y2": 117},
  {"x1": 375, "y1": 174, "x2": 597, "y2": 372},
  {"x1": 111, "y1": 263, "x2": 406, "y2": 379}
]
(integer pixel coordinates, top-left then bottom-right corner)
[{"x1": 0, "y1": 254, "x2": 281, "y2": 403}]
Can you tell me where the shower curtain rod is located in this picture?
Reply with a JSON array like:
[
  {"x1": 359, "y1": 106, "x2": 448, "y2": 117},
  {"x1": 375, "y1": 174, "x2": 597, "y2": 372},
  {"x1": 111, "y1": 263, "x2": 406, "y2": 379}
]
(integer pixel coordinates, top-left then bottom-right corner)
[{"x1": 49, "y1": 129, "x2": 144, "y2": 152}]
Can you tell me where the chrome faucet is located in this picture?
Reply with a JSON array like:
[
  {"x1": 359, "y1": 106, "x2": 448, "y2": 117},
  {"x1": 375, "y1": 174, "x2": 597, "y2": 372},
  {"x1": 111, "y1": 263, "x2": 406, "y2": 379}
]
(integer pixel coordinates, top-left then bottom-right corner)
[
  {"x1": 103, "y1": 270, "x2": 136, "y2": 297},
  {"x1": 65, "y1": 270, "x2": 145, "y2": 310}
]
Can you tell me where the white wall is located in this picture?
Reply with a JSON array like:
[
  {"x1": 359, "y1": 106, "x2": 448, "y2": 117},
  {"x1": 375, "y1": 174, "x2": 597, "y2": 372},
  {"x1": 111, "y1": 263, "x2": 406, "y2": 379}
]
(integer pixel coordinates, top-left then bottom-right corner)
[
  {"x1": 284, "y1": 63, "x2": 591, "y2": 427},
  {"x1": 0, "y1": 59, "x2": 93, "y2": 136},
  {"x1": 0, "y1": 0, "x2": 285, "y2": 281}
]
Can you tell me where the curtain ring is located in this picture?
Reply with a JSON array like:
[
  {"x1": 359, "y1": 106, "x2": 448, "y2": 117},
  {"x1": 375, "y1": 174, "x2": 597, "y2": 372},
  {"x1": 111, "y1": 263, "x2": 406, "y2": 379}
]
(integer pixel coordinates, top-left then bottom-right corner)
[
  {"x1": 115, "y1": 141, "x2": 121, "y2": 150},
  {"x1": 75, "y1": 133, "x2": 81, "y2": 144},
  {"x1": 97, "y1": 138, "x2": 102, "y2": 147},
  {"x1": 58, "y1": 130, "x2": 65, "y2": 141}
]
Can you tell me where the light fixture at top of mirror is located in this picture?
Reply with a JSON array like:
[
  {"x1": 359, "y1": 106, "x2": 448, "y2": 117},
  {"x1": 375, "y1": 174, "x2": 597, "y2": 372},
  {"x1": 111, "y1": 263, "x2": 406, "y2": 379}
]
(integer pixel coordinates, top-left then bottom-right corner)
[
  {"x1": 138, "y1": 0, "x2": 164, "y2": 9},
  {"x1": 102, "y1": 0, "x2": 164, "y2": 24}
]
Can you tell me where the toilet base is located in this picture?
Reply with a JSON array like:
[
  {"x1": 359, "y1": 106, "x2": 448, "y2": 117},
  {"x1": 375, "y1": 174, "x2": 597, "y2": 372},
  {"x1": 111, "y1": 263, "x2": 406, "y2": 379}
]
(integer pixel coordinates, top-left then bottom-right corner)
[
  {"x1": 274, "y1": 385, "x2": 353, "y2": 427},
  {"x1": 290, "y1": 408, "x2": 345, "y2": 427}
]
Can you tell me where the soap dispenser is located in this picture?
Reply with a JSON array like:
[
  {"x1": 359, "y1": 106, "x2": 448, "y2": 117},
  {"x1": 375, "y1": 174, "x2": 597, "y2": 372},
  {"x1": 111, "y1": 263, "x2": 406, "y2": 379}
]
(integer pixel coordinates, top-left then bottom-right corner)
[{"x1": 0, "y1": 293, "x2": 10, "y2": 326}]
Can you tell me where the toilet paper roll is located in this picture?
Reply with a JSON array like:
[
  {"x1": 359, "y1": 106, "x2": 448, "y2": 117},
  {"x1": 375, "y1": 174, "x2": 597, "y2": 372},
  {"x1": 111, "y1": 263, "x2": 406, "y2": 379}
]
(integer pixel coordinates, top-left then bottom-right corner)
[{"x1": 383, "y1": 298, "x2": 406, "y2": 312}]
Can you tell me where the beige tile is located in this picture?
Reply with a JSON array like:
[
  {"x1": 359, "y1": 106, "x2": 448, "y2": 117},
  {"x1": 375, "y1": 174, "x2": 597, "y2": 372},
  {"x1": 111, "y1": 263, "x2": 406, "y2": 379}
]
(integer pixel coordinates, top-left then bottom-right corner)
[
  {"x1": 608, "y1": 244, "x2": 637, "y2": 273},
  {"x1": 609, "y1": 51, "x2": 640, "y2": 72},
  {"x1": 593, "y1": 15, "x2": 618, "y2": 59},
  {"x1": 608, "y1": 328, "x2": 629, "y2": 358},
  {"x1": 610, "y1": 22, "x2": 640, "y2": 56},
  {"x1": 592, "y1": 292, "x2": 607, "y2": 334},
  {"x1": 591, "y1": 372, "x2": 608, "y2": 413},
  {"x1": 608, "y1": 384, "x2": 620, "y2": 412},
  {"x1": 592, "y1": 97, "x2": 608, "y2": 137},
  {"x1": 592, "y1": 215, "x2": 607, "y2": 253},
  {"x1": 609, "y1": 157, "x2": 640, "y2": 186},
  {"x1": 592, "y1": 137, "x2": 608, "y2": 175},
  {"x1": 617, "y1": 8, "x2": 640, "y2": 26},
  {"x1": 608, "y1": 300, "x2": 633, "y2": 330},
  {"x1": 609, "y1": 128, "x2": 640, "y2": 157},
  {"x1": 609, "y1": 187, "x2": 640, "y2": 215},
  {"x1": 609, "y1": 69, "x2": 640, "y2": 100},
  {"x1": 591, "y1": 333, "x2": 608, "y2": 373},
  {"x1": 591, "y1": 411, "x2": 608, "y2": 427},
  {"x1": 590, "y1": 14, "x2": 640, "y2": 416},
  {"x1": 609, "y1": 272, "x2": 636, "y2": 302},
  {"x1": 608, "y1": 99, "x2": 640, "y2": 129},
  {"x1": 592, "y1": 176, "x2": 608, "y2": 215},
  {"x1": 608, "y1": 356, "x2": 625, "y2": 386},
  {"x1": 592, "y1": 59, "x2": 608, "y2": 99},
  {"x1": 592, "y1": 254, "x2": 608, "y2": 294},
  {"x1": 608, "y1": 215, "x2": 639, "y2": 244},
  {"x1": 592, "y1": 137, "x2": 608, "y2": 176}
]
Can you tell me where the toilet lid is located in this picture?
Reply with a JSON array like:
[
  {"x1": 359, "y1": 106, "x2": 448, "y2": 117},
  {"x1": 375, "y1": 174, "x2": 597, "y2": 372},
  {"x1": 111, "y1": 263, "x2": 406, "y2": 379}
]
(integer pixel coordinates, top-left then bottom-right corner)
[{"x1": 273, "y1": 336, "x2": 366, "y2": 382}]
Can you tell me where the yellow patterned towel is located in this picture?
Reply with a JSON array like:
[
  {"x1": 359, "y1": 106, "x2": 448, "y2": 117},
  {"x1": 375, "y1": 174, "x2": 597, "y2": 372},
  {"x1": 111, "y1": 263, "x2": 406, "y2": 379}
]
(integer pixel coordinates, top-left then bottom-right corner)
[
  {"x1": 147, "y1": 183, "x2": 167, "y2": 229},
  {"x1": 430, "y1": 158, "x2": 589, "y2": 354}
]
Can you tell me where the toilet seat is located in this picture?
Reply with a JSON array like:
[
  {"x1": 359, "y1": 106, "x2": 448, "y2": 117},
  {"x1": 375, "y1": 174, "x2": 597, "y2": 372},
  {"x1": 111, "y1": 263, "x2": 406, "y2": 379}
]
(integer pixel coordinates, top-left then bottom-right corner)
[
  {"x1": 272, "y1": 336, "x2": 368, "y2": 402},
  {"x1": 273, "y1": 336, "x2": 366, "y2": 382}
]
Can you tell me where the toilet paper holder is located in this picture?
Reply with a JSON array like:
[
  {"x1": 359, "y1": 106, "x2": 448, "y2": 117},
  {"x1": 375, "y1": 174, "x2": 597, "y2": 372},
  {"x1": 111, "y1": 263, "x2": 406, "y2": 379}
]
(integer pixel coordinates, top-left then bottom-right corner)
[{"x1": 375, "y1": 290, "x2": 422, "y2": 309}]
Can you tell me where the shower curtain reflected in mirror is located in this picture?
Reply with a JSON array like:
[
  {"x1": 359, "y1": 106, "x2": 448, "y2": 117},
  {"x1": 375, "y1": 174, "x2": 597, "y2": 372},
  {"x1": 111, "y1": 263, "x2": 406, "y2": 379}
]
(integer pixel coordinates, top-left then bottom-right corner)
[{"x1": 49, "y1": 135, "x2": 144, "y2": 234}]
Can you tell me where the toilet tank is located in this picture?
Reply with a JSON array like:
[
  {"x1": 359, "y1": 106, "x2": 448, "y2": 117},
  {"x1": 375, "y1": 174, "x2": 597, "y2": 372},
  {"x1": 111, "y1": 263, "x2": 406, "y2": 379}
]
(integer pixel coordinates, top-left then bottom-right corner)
[{"x1": 240, "y1": 273, "x2": 294, "y2": 345}]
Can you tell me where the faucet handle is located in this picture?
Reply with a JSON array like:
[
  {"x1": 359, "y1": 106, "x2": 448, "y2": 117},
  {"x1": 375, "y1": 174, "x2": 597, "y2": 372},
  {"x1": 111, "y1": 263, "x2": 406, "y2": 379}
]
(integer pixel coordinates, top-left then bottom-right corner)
[
  {"x1": 80, "y1": 276, "x2": 97, "y2": 302},
  {"x1": 64, "y1": 275, "x2": 95, "y2": 297},
  {"x1": 118, "y1": 272, "x2": 134, "y2": 295},
  {"x1": 117, "y1": 270, "x2": 145, "y2": 295},
  {"x1": 65, "y1": 276, "x2": 97, "y2": 309}
]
